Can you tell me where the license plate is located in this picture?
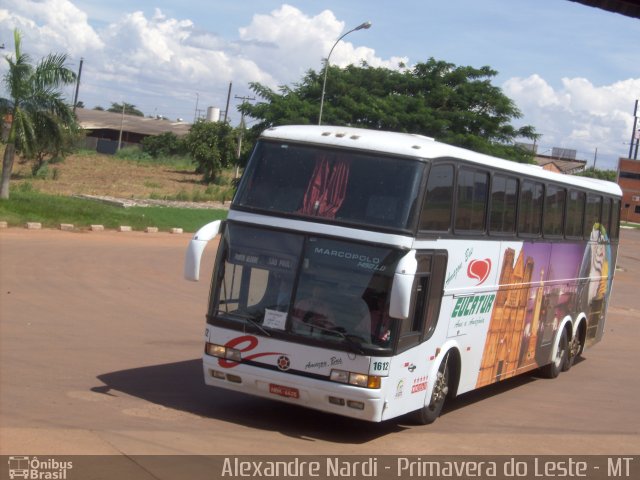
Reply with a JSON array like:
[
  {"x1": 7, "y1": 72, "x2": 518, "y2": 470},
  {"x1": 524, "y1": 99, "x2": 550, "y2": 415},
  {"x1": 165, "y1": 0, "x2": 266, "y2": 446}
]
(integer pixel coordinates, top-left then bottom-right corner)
[{"x1": 269, "y1": 383, "x2": 299, "y2": 399}]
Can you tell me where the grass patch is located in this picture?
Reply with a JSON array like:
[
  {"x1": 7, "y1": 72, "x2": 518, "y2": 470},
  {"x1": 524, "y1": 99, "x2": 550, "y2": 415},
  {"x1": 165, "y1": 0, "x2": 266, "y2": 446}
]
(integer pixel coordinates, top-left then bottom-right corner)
[
  {"x1": 621, "y1": 221, "x2": 640, "y2": 229},
  {"x1": 115, "y1": 147, "x2": 195, "y2": 170},
  {"x1": 0, "y1": 188, "x2": 227, "y2": 232}
]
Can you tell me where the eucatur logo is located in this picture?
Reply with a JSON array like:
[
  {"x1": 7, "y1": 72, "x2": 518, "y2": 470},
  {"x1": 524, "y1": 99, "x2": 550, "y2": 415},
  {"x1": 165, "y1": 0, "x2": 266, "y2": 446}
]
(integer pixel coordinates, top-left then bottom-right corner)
[{"x1": 467, "y1": 258, "x2": 492, "y2": 285}]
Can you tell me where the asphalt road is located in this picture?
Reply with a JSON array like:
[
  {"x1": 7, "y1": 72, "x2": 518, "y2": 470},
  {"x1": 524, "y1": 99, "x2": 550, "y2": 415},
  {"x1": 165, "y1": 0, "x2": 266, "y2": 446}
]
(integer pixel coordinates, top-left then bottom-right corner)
[{"x1": 0, "y1": 228, "x2": 638, "y2": 455}]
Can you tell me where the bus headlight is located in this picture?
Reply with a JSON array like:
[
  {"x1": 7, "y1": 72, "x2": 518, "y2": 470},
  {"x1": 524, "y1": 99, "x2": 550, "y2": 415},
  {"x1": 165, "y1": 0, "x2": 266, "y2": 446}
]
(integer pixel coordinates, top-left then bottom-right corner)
[
  {"x1": 330, "y1": 369, "x2": 350, "y2": 383},
  {"x1": 205, "y1": 342, "x2": 242, "y2": 362},
  {"x1": 330, "y1": 369, "x2": 381, "y2": 389}
]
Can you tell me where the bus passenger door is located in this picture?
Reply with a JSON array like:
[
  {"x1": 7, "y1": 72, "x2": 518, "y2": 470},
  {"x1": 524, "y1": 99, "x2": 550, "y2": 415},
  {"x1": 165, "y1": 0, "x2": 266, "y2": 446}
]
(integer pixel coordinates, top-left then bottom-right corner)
[{"x1": 383, "y1": 252, "x2": 447, "y2": 420}]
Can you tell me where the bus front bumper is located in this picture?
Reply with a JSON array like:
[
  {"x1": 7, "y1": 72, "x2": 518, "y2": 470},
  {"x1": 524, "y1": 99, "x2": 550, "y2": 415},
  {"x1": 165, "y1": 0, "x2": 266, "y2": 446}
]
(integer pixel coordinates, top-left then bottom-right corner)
[{"x1": 203, "y1": 355, "x2": 386, "y2": 422}]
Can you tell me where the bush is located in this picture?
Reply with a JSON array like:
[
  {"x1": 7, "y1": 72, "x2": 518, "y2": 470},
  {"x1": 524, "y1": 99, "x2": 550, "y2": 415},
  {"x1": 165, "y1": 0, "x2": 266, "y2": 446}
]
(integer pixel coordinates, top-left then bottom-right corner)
[
  {"x1": 142, "y1": 132, "x2": 188, "y2": 158},
  {"x1": 32, "y1": 162, "x2": 50, "y2": 178},
  {"x1": 115, "y1": 146, "x2": 153, "y2": 162}
]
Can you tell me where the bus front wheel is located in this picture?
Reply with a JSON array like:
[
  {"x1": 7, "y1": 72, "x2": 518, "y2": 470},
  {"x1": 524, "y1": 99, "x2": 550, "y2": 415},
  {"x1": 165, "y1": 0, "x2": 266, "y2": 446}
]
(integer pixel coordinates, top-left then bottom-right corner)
[{"x1": 413, "y1": 354, "x2": 450, "y2": 425}]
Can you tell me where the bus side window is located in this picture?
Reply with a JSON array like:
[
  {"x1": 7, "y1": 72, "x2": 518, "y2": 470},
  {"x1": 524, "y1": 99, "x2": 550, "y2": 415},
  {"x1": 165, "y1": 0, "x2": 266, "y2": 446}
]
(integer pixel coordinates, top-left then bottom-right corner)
[
  {"x1": 518, "y1": 180, "x2": 543, "y2": 236},
  {"x1": 397, "y1": 276, "x2": 428, "y2": 352},
  {"x1": 489, "y1": 175, "x2": 518, "y2": 235},
  {"x1": 455, "y1": 167, "x2": 489, "y2": 233},
  {"x1": 420, "y1": 164, "x2": 454, "y2": 232},
  {"x1": 584, "y1": 193, "x2": 602, "y2": 238},
  {"x1": 396, "y1": 253, "x2": 447, "y2": 352},
  {"x1": 610, "y1": 199, "x2": 621, "y2": 240},
  {"x1": 601, "y1": 197, "x2": 612, "y2": 238},
  {"x1": 423, "y1": 253, "x2": 447, "y2": 341},
  {"x1": 543, "y1": 185, "x2": 566, "y2": 237},
  {"x1": 565, "y1": 190, "x2": 585, "y2": 239}
]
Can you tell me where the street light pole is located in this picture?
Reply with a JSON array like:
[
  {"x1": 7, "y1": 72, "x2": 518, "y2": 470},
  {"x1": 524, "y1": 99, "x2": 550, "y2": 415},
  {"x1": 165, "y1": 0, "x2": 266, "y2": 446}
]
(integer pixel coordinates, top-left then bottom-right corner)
[{"x1": 318, "y1": 21, "x2": 371, "y2": 126}]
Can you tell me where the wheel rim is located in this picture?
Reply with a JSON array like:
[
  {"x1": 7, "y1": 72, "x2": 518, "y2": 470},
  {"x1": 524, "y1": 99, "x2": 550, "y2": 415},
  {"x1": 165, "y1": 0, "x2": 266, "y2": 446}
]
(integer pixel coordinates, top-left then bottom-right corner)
[
  {"x1": 554, "y1": 333, "x2": 567, "y2": 368},
  {"x1": 569, "y1": 335, "x2": 581, "y2": 358},
  {"x1": 428, "y1": 365, "x2": 449, "y2": 411}
]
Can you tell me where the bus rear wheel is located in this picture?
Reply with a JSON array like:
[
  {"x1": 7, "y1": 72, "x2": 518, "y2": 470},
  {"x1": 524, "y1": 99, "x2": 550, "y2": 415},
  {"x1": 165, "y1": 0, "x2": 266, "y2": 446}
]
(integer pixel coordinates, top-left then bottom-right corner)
[
  {"x1": 413, "y1": 354, "x2": 449, "y2": 425},
  {"x1": 540, "y1": 328, "x2": 569, "y2": 379},
  {"x1": 564, "y1": 326, "x2": 585, "y2": 372}
]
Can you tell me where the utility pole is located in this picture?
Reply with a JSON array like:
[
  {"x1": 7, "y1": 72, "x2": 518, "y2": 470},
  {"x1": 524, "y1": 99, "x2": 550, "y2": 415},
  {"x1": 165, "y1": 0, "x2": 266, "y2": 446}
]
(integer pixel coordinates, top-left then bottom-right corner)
[
  {"x1": 629, "y1": 100, "x2": 638, "y2": 159},
  {"x1": 117, "y1": 102, "x2": 125, "y2": 151},
  {"x1": 234, "y1": 94, "x2": 255, "y2": 179},
  {"x1": 72, "y1": 58, "x2": 84, "y2": 113},
  {"x1": 193, "y1": 93, "x2": 199, "y2": 124},
  {"x1": 224, "y1": 82, "x2": 232, "y2": 123}
]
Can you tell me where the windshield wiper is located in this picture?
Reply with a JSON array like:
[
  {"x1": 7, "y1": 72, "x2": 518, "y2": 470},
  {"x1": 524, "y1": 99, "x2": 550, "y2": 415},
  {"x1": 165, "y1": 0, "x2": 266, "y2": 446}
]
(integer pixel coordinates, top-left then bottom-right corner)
[
  {"x1": 217, "y1": 309, "x2": 272, "y2": 337},
  {"x1": 305, "y1": 323, "x2": 365, "y2": 355}
]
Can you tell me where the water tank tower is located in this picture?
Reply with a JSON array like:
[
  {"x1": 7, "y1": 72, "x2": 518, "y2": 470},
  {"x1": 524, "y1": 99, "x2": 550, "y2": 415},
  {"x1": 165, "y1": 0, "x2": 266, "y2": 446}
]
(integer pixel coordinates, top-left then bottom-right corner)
[{"x1": 206, "y1": 107, "x2": 221, "y2": 122}]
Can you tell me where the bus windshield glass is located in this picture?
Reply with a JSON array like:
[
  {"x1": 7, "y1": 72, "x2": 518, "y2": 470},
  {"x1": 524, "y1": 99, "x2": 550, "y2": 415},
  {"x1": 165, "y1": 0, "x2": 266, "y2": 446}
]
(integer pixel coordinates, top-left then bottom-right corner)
[
  {"x1": 211, "y1": 223, "x2": 404, "y2": 351},
  {"x1": 234, "y1": 141, "x2": 425, "y2": 231}
]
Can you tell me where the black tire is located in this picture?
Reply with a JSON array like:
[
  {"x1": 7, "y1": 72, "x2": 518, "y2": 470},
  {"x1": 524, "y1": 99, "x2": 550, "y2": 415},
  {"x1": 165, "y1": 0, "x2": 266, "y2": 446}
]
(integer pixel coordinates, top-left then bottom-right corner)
[
  {"x1": 564, "y1": 324, "x2": 585, "y2": 372},
  {"x1": 412, "y1": 354, "x2": 450, "y2": 425},
  {"x1": 563, "y1": 334, "x2": 577, "y2": 372},
  {"x1": 540, "y1": 328, "x2": 569, "y2": 379}
]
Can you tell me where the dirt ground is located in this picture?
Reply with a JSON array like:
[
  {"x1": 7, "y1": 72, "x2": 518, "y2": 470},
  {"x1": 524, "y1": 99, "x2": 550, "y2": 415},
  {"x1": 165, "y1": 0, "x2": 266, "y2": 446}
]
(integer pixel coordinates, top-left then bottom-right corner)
[{"x1": 0, "y1": 227, "x2": 638, "y2": 457}]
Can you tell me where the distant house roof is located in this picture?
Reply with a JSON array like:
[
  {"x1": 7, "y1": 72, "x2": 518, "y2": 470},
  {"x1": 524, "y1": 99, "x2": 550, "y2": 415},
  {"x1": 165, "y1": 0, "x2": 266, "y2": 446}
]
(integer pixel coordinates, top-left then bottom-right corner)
[
  {"x1": 534, "y1": 154, "x2": 587, "y2": 174},
  {"x1": 75, "y1": 108, "x2": 191, "y2": 137}
]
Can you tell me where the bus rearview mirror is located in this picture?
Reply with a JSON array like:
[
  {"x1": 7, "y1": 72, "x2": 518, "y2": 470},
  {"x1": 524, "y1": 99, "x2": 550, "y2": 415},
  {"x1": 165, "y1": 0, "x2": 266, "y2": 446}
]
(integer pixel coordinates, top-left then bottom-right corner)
[
  {"x1": 389, "y1": 250, "x2": 418, "y2": 320},
  {"x1": 184, "y1": 220, "x2": 222, "y2": 281}
]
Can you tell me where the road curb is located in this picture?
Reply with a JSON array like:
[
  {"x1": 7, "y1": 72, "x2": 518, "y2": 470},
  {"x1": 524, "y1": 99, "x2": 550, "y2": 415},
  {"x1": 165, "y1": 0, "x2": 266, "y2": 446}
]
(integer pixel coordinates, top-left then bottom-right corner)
[{"x1": 1, "y1": 223, "x2": 188, "y2": 234}]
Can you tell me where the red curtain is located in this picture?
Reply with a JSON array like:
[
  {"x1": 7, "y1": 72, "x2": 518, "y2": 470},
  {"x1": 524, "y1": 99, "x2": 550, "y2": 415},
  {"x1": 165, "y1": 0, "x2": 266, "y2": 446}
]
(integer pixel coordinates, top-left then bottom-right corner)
[{"x1": 299, "y1": 155, "x2": 350, "y2": 218}]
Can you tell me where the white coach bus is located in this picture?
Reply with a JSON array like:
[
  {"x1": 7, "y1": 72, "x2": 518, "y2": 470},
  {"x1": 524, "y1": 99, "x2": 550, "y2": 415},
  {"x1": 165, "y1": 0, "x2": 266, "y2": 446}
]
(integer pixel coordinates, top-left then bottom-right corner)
[{"x1": 184, "y1": 125, "x2": 621, "y2": 423}]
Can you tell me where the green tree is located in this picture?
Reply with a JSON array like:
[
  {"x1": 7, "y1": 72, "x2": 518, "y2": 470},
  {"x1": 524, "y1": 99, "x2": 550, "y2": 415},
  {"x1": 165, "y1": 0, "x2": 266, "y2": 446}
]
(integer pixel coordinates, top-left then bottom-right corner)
[
  {"x1": 240, "y1": 59, "x2": 538, "y2": 163},
  {"x1": 107, "y1": 102, "x2": 144, "y2": 117},
  {"x1": 575, "y1": 167, "x2": 617, "y2": 182},
  {"x1": 0, "y1": 29, "x2": 77, "y2": 199},
  {"x1": 184, "y1": 121, "x2": 236, "y2": 183},
  {"x1": 29, "y1": 117, "x2": 82, "y2": 175}
]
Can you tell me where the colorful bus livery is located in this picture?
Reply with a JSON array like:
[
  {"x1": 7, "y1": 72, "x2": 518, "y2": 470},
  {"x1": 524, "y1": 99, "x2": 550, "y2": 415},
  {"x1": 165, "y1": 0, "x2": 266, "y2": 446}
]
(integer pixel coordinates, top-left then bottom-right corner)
[
  {"x1": 185, "y1": 125, "x2": 621, "y2": 423},
  {"x1": 476, "y1": 233, "x2": 614, "y2": 388}
]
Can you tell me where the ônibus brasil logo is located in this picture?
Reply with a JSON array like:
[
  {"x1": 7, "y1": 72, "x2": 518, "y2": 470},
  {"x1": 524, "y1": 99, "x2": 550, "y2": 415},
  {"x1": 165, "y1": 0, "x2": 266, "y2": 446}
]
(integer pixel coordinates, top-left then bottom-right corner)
[{"x1": 8, "y1": 456, "x2": 73, "y2": 479}]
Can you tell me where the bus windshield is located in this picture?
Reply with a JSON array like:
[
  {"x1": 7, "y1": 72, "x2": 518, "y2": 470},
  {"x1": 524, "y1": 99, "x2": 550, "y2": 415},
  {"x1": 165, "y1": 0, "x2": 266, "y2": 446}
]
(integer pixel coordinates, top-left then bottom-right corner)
[
  {"x1": 234, "y1": 140, "x2": 425, "y2": 231},
  {"x1": 211, "y1": 223, "x2": 404, "y2": 352}
]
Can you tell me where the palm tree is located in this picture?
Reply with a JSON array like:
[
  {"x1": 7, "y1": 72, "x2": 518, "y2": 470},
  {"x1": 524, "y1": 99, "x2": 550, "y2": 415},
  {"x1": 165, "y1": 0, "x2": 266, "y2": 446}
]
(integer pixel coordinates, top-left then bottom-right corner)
[{"x1": 0, "y1": 29, "x2": 77, "y2": 199}]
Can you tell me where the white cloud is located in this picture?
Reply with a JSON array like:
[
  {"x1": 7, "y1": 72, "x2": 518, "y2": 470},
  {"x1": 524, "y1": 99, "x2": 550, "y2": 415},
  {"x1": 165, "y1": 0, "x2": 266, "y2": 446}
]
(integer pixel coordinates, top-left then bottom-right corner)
[
  {"x1": 238, "y1": 5, "x2": 405, "y2": 85},
  {"x1": 0, "y1": 0, "x2": 103, "y2": 57},
  {"x1": 1, "y1": 1, "x2": 400, "y2": 122},
  {"x1": 504, "y1": 75, "x2": 640, "y2": 169}
]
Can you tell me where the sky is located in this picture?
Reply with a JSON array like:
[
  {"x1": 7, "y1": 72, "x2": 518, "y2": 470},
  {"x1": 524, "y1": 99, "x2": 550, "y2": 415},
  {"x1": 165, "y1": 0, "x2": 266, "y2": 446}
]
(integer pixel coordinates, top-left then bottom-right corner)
[{"x1": 1, "y1": 0, "x2": 639, "y2": 170}]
